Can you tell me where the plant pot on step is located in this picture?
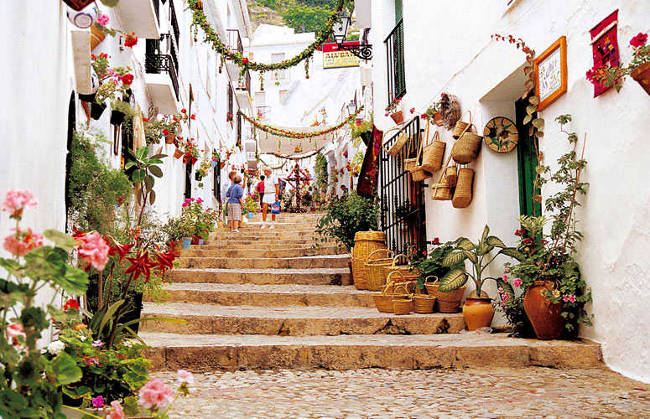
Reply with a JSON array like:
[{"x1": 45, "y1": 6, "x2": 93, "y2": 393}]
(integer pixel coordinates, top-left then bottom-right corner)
[
  {"x1": 181, "y1": 237, "x2": 192, "y2": 249},
  {"x1": 462, "y1": 297, "x2": 494, "y2": 330},
  {"x1": 390, "y1": 110, "x2": 404, "y2": 125},
  {"x1": 90, "y1": 102, "x2": 107, "y2": 120},
  {"x1": 110, "y1": 110, "x2": 126, "y2": 126},
  {"x1": 631, "y1": 62, "x2": 650, "y2": 95},
  {"x1": 523, "y1": 280, "x2": 566, "y2": 339},
  {"x1": 191, "y1": 236, "x2": 200, "y2": 245}
]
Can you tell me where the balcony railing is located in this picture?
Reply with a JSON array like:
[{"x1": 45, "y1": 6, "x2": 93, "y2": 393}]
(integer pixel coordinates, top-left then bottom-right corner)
[
  {"x1": 226, "y1": 29, "x2": 243, "y2": 54},
  {"x1": 384, "y1": 19, "x2": 406, "y2": 104},
  {"x1": 145, "y1": 52, "x2": 180, "y2": 100},
  {"x1": 170, "y1": 0, "x2": 180, "y2": 45}
]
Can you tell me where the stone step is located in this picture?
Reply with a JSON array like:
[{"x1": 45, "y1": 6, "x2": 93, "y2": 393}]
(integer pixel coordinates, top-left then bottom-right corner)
[
  {"x1": 140, "y1": 303, "x2": 464, "y2": 336},
  {"x1": 180, "y1": 246, "x2": 347, "y2": 259},
  {"x1": 169, "y1": 268, "x2": 352, "y2": 285},
  {"x1": 198, "y1": 240, "x2": 319, "y2": 249},
  {"x1": 140, "y1": 332, "x2": 603, "y2": 371},
  {"x1": 220, "y1": 223, "x2": 319, "y2": 232},
  {"x1": 210, "y1": 231, "x2": 321, "y2": 240},
  {"x1": 175, "y1": 255, "x2": 349, "y2": 269},
  {"x1": 148, "y1": 284, "x2": 374, "y2": 307}
]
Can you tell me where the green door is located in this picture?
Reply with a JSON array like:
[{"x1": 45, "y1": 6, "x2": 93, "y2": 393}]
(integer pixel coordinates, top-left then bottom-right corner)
[{"x1": 515, "y1": 98, "x2": 541, "y2": 217}]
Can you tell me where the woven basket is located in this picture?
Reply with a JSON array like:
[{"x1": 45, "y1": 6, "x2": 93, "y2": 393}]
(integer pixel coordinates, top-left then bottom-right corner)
[
  {"x1": 421, "y1": 131, "x2": 446, "y2": 173},
  {"x1": 410, "y1": 168, "x2": 430, "y2": 182},
  {"x1": 432, "y1": 179, "x2": 453, "y2": 201},
  {"x1": 393, "y1": 297, "x2": 413, "y2": 315},
  {"x1": 445, "y1": 165, "x2": 458, "y2": 187},
  {"x1": 386, "y1": 132, "x2": 408, "y2": 156},
  {"x1": 351, "y1": 231, "x2": 386, "y2": 290},
  {"x1": 404, "y1": 157, "x2": 417, "y2": 172},
  {"x1": 426, "y1": 281, "x2": 467, "y2": 313},
  {"x1": 413, "y1": 295, "x2": 436, "y2": 313},
  {"x1": 452, "y1": 132, "x2": 482, "y2": 164},
  {"x1": 384, "y1": 255, "x2": 419, "y2": 282},
  {"x1": 373, "y1": 281, "x2": 395, "y2": 313},
  {"x1": 452, "y1": 110, "x2": 472, "y2": 139},
  {"x1": 452, "y1": 168, "x2": 474, "y2": 208},
  {"x1": 366, "y1": 248, "x2": 394, "y2": 291}
]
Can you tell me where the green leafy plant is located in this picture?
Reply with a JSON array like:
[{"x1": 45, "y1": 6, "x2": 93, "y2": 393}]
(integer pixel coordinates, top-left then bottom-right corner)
[
  {"x1": 0, "y1": 191, "x2": 88, "y2": 418},
  {"x1": 410, "y1": 240, "x2": 461, "y2": 290},
  {"x1": 124, "y1": 146, "x2": 166, "y2": 224},
  {"x1": 586, "y1": 32, "x2": 649, "y2": 92},
  {"x1": 315, "y1": 191, "x2": 378, "y2": 250},
  {"x1": 440, "y1": 225, "x2": 523, "y2": 296},
  {"x1": 242, "y1": 195, "x2": 260, "y2": 215}
]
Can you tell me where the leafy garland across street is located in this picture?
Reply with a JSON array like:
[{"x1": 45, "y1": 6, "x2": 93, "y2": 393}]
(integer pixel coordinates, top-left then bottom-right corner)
[
  {"x1": 188, "y1": 0, "x2": 345, "y2": 78},
  {"x1": 239, "y1": 106, "x2": 364, "y2": 139}
]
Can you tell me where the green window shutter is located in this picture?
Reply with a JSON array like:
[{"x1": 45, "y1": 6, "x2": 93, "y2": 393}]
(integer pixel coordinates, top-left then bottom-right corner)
[
  {"x1": 395, "y1": 0, "x2": 403, "y2": 23},
  {"x1": 515, "y1": 98, "x2": 541, "y2": 217}
]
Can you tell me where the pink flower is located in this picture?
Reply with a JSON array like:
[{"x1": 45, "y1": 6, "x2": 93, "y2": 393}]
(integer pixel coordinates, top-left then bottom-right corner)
[
  {"x1": 501, "y1": 292, "x2": 510, "y2": 302},
  {"x1": 138, "y1": 378, "x2": 175, "y2": 409},
  {"x1": 504, "y1": 266, "x2": 510, "y2": 273},
  {"x1": 92, "y1": 395, "x2": 105, "y2": 408},
  {"x1": 77, "y1": 231, "x2": 110, "y2": 271},
  {"x1": 501, "y1": 274, "x2": 508, "y2": 281},
  {"x1": 97, "y1": 13, "x2": 109, "y2": 26},
  {"x1": 92, "y1": 340, "x2": 104, "y2": 347},
  {"x1": 6, "y1": 323, "x2": 25, "y2": 345},
  {"x1": 630, "y1": 32, "x2": 648, "y2": 48},
  {"x1": 562, "y1": 294, "x2": 577, "y2": 303},
  {"x1": 3, "y1": 228, "x2": 43, "y2": 257},
  {"x1": 513, "y1": 277, "x2": 522, "y2": 288},
  {"x1": 409, "y1": 107, "x2": 415, "y2": 114},
  {"x1": 176, "y1": 369, "x2": 194, "y2": 384},
  {"x1": 107, "y1": 401, "x2": 125, "y2": 419},
  {"x1": 196, "y1": 198, "x2": 203, "y2": 204},
  {"x1": 384, "y1": 113, "x2": 389, "y2": 117},
  {"x1": 84, "y1": 356, "x2": 100, "y2": 366},
  {"x1": 2, "y1": 190, "x2": 37, "y2": 219}
]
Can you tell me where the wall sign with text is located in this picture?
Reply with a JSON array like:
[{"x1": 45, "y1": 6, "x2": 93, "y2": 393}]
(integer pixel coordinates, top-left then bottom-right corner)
[{"x1": 322, "y1": 42, "x2": 360, "y2": 69}]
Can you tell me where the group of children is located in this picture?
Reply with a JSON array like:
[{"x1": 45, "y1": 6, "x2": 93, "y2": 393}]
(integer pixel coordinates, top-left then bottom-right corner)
[{"x1": 224, "y1": 167, "x2": 280, "y2": 233}]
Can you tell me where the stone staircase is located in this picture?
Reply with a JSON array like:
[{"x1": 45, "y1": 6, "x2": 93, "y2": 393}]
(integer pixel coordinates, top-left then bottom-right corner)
[{"x1": 140, "y1": 213, "x2": 602, "y2": 371}]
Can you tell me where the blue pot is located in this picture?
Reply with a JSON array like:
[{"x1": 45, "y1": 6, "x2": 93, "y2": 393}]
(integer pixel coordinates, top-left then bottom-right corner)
[
  {"x1": 198, "y1": 239, "x2": 204, "y2": 245},
  {"x1": 211, "y1": 161, "x2": 217, "y2": 168},
  {"x1": 247, "y1": 212, "x2": 254, "y2": 219},
  {"x1": 181, "y1": 237, "x2": 192, "y2": 249}
]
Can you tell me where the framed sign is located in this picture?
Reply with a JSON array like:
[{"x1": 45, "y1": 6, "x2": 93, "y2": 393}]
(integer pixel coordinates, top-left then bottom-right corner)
[
  {"x1": 534, "y1": 36, "x2": 568, "y2": 111},
  {"x1": 322, "y1": 42, "x2": 360, "y2": 69}
]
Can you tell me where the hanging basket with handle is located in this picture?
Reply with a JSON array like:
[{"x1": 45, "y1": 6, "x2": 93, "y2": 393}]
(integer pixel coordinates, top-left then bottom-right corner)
[
  {"x1": 451, "y1": 112, "x2": 482, "y2": 164},
  {"x1": 365, "y1": 248, "x2": 395, "y2": 291},
  {"x1": 383, "y1": 254, "x2": 419, "y2": 282},
  {"x1": 407, "y1": 133, "x2": 431, "y2": 182},
  {"x1": 386, "y1": 131, "x2": 409, "y2": 157},
  {"x1": 432, "y1": 177, "x2": 453, "y2": 201},
  {"x1": 445, "y1": 164, "x2": 458, "y2": 187},
  {"x1": 452, "y1": 110, "x2": 473, "y2": 139},
  {"x1": 421, "y1": 128, "x2": 446, "y2": 173},
  {"x1": 452, "y1": 167, "x2": 474, "y2": 208},
  {"x1": 392, "y1": 282, "x2": 414, "y2": 315}
]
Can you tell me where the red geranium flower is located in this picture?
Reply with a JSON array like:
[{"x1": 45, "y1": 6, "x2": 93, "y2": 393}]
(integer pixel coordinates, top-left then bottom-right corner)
[
  {"x1": 432, "y1": 237, "x2": 440, "y2": 245},
  {"x1": 124, "y1": 33, "x2": 138, "y2": 48},
  {"x1": 162, "y1": 129, "x2": 170, "y2": 136},
  {"x1": 121, "y1": 74, "x2": 134, "y2": 85},
  {"x1": 181, "y1": 108, "x2": 187, "y2": 114},
  {"x1": 190, "y1": 114, "x2": 196, "y2": 120},
  {"x1": 63, "y1": 298, "x2": 80, "y2": 311},
  {"x1": 630, "y1": 32, "x2": 648, "y2": 48},
  {"x1": 242, "y1": 57, "x2": 249, "y2": 64}
]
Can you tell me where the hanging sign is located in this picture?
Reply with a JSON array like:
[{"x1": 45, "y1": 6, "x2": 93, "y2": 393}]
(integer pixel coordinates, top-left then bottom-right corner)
[{"x1": 323, "y1": 42, "x2": 360, "y2": 69}]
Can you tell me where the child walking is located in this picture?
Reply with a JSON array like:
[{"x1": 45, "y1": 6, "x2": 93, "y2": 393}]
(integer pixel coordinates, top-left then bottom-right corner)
[{"x1": 226, "y1": 175, "x2": 244, "y2": 232}]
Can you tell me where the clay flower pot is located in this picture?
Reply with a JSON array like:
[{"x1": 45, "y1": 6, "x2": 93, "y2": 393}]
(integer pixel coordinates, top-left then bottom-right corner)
[
  {"x1": 462, "y1": 297, "x2": 495, "y2": 331},
  {"x1": 390, "y1": 110, "x2": 404, "y2": 125},
  {"x1": 523, "y1": 280, "x2": 566, "y2": 340},
  {"x1": 433, "y1": 112, "x2": 444, "y2": 127},
  {"x1": 173, "y1": 149, "x2": 184, "y2": 159},
  {"x1": 165, "y1": 132, "x2": 176, "y2": 144},
  {"x1": 631, "y1": 62, "x2": 650, "y2": 96}
]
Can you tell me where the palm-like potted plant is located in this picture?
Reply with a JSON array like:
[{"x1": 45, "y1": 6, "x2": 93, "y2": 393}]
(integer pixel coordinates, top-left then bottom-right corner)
[{"x1": 440, "y1": 225, "x2": 523, "y2": 330}]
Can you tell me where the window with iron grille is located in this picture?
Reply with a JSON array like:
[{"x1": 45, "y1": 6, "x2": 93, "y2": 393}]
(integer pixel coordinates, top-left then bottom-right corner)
[
  {"x1": 236, "y1": 110, "x2": 242, "y2": 148},
  {"x1": 170, "y1": 0, "x2": 180, "y2": 45},
  {"x1": 227, "y1": 84, "x2": 234, "y2": 122},
  {"x1": 384, "y1": 19, "x2": 406, "y2": 104}
]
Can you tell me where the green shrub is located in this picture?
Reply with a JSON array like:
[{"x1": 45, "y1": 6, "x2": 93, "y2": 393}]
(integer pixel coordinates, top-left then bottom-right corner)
[{"x1": 315, "y1": 191, "x2": 378, "y2": 250}]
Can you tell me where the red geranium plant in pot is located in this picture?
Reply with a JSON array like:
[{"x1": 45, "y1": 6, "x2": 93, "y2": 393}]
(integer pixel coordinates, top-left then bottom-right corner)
[{"x1": 385, "y1": 96, "x2": 404, "y2": 125}]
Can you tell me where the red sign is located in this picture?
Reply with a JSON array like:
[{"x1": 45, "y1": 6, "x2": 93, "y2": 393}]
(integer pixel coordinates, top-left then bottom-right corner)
[{"x1": 322, "y1": 42, "x2": 360, "y2": 69}]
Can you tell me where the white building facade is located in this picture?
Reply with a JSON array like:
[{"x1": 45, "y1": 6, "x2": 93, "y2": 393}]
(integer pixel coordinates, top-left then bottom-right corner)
[{"x1": 361, "y1": 0, "x2": 650, "y2": 382}]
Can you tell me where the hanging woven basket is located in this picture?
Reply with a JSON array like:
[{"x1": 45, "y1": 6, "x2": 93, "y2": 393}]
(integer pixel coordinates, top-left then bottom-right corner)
[
  {"x1": 445, "y1": 164, "x2": 458, "y2": 187},
  {"x1": 452, "y1": 167, "x2": 474, "y2": 208},
  {"x1": 452, "y1": 131, "x2": 482, "y2": 164},
  {"x1": 421, "y1": 130, "x2": 446, "y2": 173},
  {"x1": 386, "y1": 132, "x2": 408, "y2": 157}
]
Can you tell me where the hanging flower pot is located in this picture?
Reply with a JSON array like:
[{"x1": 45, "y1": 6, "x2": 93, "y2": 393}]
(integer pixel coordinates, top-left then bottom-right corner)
[
  {"x1": 211, "y1": 160, "x2": 217, "y2": 168},
  {"x1": 165, "y1": 131, "x2": 176, "y2": 144},
  {"x1": 90, "y1": 102, "x2": 107, "y2": 120},
  {"x1": 66, "y1": 3, "x2": 98, "y2": 29},
  {"x1": 196, "y1": 0, "x2": 204, "y2": 9},
  {"x1": 182, "y1": 155, "x2": 191, "y2": 165},
  {"x1": 523, "y1": 280, "x2": 566, "y2": 340},
  {"x1": 631, "y1": 62, "x2": 650, "y2": 95},
  {"x1": 110, "y1": 110, "x2": 126, "y2": 126},
  {"x1": 90, "y1": 25, "x2": 106, "y2": 50},
  {"x1": 173, "y1": 149, "x2": 184, "y2": 159},
  {"x1": 433, "y1": 112, "x2": 444, "y2": 127},
  {"x1": 390, "y1": 110, "x2": 404, "y2": 125},
  {"x1": 78, "y1": 92, "x2": 97, "y2": 103},
  {"x1": 462, "y1": 297, "x2": 495, "y2": 331},
  {"x1": 63, "y1": 0, "x2": 95, "y2": 11},
  {"x1": 220, "y1": 161, "x2": 226, "y2": 169}
]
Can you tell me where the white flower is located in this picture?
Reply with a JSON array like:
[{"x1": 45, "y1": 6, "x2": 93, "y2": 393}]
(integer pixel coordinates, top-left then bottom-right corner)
[
  {"x1": 80, "y1": 336, "x2": 87, "y2": 342},
  {"x1": 47, "y1": 340, "x2": 65, "y2": 355}
]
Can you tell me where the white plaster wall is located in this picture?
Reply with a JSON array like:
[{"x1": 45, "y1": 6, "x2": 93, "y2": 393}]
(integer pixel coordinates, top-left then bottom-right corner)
[{"x1": 369, "y1": 0, "x2": 650, "y2": 381}]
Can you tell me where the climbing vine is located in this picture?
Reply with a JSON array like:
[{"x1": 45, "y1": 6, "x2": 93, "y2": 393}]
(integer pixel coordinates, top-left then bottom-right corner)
[{"x1": 188, "y1": 0, "x2": 345, "y2": 78}]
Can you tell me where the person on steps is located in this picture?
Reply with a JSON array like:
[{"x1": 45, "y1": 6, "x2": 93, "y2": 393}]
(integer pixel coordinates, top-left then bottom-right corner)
[
  {"x1": 260, "y1": 167, "x2": 280, "y2": 229},
  {"x1": 226, "y1": 175, "x2": 244, "y2": 233},
  {"x1": 256, "y1": 175, "x2": 265, "y2": 209},
  {"x1": 221, "y1": 170, "x2": 237, "y2": 224}
]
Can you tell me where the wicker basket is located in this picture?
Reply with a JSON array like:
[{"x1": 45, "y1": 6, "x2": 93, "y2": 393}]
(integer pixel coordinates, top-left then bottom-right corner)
[
  {"x1": 452, "y1": 110, "x2": 472, "y2": 139},
  {"x1": 351, "y1": 231, "x2": 386, "y2": 290},
  {"x1": 404, "y1": 157, "x2": 418, "y2": 172},
  {"x1": 452, "y1": 168, "x2": 474, "y2": 208},
  {"x1": 426, "y1": 280, "x2": 467, "y2": 313},
  {"x1": 445, "y1": 165, "x2": 458, "y2": 187},
  {"x1": 373, "y1": 281, "x2": 395, "y2": 313},
  {"x1": 452, "y1": 132, "x2": 482, "y2": 164},
  {"x1": 410, "y1": 168, "x2": 430, "y2": 182},
  {"x1": 413, "y1": 294, "x2": 436, "y2": 313},
  {"x1": 366, "y1": 249, "x2": 394, "y2": 291},
  {"x1": 386, "y1": 132, "x2": 408, "y2": 156},
  {"x1": 421, "y1": 130, "x2": 446, "y2": 173},
  {"x1": 393, "y1": 297, "x2": 413, "y2": 315},
  {"x1": 384, "y1": 255, "x2": 419, "y2": 282},
  {"x1": 432, "y1": 179, "x2": 453, "y2": 201}
]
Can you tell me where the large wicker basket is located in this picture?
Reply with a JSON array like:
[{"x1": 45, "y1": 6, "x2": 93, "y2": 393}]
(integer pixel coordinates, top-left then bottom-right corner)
[
  {"x1": 351, "y1": 231, "x2": 386, "y2": 290},
  {"x1": 421, "y1": 131, "x2": 446, "y2": 173},
  {"x1": 425, "y1": 279, "x2": 467, "y2": 313},
  {"x1": 452, "y1": 168, "x2": 474, "y2": 208},
  {"x1": 365, "y1": 249, "x2": 394, "y2": 291}
]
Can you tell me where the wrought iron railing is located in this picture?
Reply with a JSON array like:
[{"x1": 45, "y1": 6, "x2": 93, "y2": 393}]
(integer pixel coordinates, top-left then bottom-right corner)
[
  {"x1": 384, "y1": 19, "x2": 406, "y2": 105},
  {"x1": 145, "y1": 52, "x2": 180, "y2": 100},
  {"x1": 378, "y1": 115, "x2": 426, "y2": 256},
  {"x1": 226, "y1": 29, "x2": 244, "y2": 54},
  {"x1": 169, "y1": 0, "x2": 180, "y2": 45}
]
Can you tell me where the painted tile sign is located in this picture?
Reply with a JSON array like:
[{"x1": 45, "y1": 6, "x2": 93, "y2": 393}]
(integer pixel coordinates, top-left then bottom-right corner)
[
  {"x1": 323, "y1": 42, "x2": 360, "y2": 69},
  {"x1": 538, "y1": 48, "x2": 563, "y2": 101},
  {"x1": 589, "y1": 10, "x2": 620, "y2": 97}
]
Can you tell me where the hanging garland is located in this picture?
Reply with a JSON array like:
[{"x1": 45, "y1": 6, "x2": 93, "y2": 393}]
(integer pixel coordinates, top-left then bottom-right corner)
[
  {"x1": 188, "y1": 0, "x2": 346, "y2": 78},
  {"x1": 239, "y1": 106, "x2": 364, "y2": 139}
]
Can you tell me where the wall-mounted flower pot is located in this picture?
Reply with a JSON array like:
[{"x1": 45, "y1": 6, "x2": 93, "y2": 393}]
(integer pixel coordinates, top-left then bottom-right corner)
[
  {"x1": 173, "y1": 149, "x2": 184, "y2": 159},
  {"x1": 90, "y1": 102, "x2": 107, "y2": 120},
  {"x1": 110, "y1": 110, "x2": 126, "y2": 126},
  {"x1": 390, "y1": 110, "x2": 404, "y2": 125},
  {"x1": 79, "y1": 91, "x2": 97, "y2": 103},
  {"x1": 433, "y1": 112, "x2": 444, "y2": 127},
  {"x1": 181, "y1": 237, "x2": 192, "y2": 249},
  {"x1": 165, "y1": 132, "x2": 176, "y2": 144},
  {"x1": 631, "y1": 62, "x2": 650, "y2": 96},
  {"x1": 211, "y1": 160, "x2": 217, "y2": 168},
  {"x1": 220, "y1": 161, "x2": 226, "y2": 169},
  {"x1": 196, "y1": 0, "x2": 204, "y2": 9},
  {"x1": 462, "y1": 297, "x2": 494, "y2": 331},
  {"x1": 523, "y1": 280, "x2": 565, "y2": 340},
  {"x1": 63, "y1": 0, "x2": 95, "y2": 11}
]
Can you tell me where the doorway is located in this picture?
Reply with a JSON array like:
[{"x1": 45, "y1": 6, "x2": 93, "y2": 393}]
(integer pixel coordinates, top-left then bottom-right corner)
[{"x1": 515, "y1": 97, "x2": 541, "y2": 217}]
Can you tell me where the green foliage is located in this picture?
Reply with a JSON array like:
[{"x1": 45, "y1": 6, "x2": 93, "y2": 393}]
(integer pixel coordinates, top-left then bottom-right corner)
[
  {"x1": 282, "y1": 4, "x2": 333, "y2": 33},
  {"x1": 314, "y1": 191, "x2": 378, "y2": 250},
  {"x1": 67, "y1": 132, "x2": 133, "y2": 235},
  {"x1": 410, "y1": 241, "x2": 461, "y2": 290}
]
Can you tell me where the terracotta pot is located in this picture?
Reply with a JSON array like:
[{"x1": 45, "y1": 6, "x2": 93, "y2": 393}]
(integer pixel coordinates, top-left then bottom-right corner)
[
  {"x1": 173, "y1": 148, "x2": 184, "y2": 159},
  {"x1": 523, "y1": 280, "x2": 566, "y2": 340},
  {"x1": 63, "y1": 0, "x2": 95, "y2": 11},
  {"x1": 220, "y1": 161, "x2": 226, "y2": 169},
  {"x1": 433, "y1": 112, "x2": 444, "y2": 127},
  {"x1": 165, "y1": 132, "x2": 176, "y2": 144},
  {"x1": 390, "y1": 110, "x2": 404, "y2": 125},
  {"x1": 631, "y1": 62, "x2": 650, "y2": 96},
  {"x1": 191, "y1": 236, "x2": 200, "y2": 245},
  {"x1": 90, "y1": 25, "x2": 105, "y2": 51},
  {"x1": 462, "y1": 297, "x2": 495, "y2": 331}
]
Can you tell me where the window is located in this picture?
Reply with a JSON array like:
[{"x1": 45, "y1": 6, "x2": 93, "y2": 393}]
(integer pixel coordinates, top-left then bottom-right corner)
[
  {"x1": 271, "y1": 53, "x2": 288, "y2": 80},
  {"x1": 184, "y1": 163, "x2": 192, "y2": 199},
  {"x1": 384, "y1": 19, "x2": 406, "y2": 104},
  {"x1": 255, "y1": 91, "x2": 266, "y2": 106},
  {"x1": 227, "y1": 84, "x2": 233, "y2": 122}
]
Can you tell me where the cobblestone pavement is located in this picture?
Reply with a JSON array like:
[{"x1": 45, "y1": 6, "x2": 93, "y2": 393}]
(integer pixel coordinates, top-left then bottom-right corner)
[{"x1": 156, "y1": 367, "x2": 650, "y2": 418}]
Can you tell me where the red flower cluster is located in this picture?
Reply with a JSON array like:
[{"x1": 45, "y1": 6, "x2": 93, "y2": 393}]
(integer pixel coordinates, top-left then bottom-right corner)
[
  {"x1": 63, "y1": 298, "x2": 80, "y2": 311},
  {"x1": 121, "y1": 74, "x2": 134, "y2": 85},
  {"x1": 124, "y1": 33, "x2": 138, "y2": 48},
  {"x1": 630, "y1": 32, "x2": 648, "y2": 48},
  {"x1": 514, "y1": 228, "x2": 525, "y2": 236}
]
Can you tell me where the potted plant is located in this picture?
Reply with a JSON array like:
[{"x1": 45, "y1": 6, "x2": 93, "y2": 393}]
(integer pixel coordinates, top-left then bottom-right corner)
[
  {"x1": 385, "y1": 97, "x2": 404, "y2": 124},
  {"x1": 586, "y1": 32, "x2": 650, "y2": 95},
  {"x1": 110, "y1": 99, "x2": 135, "y2": 126},
  {"x1": 179, "y1": 138, "x2": 200, "y2": 165},
  {"x1": 91, "y1": 53, "x2": 134, "y2": 121},
  {"x1": 497, "y1": 115, "x2": 591, "y2": 340},
  {"x1": 440, "y1": 226, "x2": 523, "y2": 329},
  {"x1": 314, "y1": 191, "x2": 378, "y2": 251}
]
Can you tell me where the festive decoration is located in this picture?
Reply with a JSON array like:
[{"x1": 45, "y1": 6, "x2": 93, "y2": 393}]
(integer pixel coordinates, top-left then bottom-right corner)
[
  {"x1": 239, "y1": 106, "x2": 364, "y2": 140},
  {"x1": 587, "y1": 11, "x2": 620, "y2": 96},
  {"x1": 188, "y1": 0, "x2": 345, "y2": 77}
]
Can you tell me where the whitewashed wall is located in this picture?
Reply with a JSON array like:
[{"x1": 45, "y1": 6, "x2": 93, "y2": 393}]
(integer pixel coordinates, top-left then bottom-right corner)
[{"x1": 369, "y1": 0, "x2": 650, "y2": 381}]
